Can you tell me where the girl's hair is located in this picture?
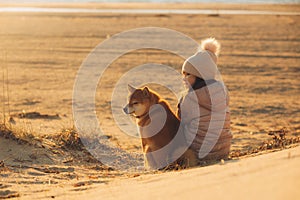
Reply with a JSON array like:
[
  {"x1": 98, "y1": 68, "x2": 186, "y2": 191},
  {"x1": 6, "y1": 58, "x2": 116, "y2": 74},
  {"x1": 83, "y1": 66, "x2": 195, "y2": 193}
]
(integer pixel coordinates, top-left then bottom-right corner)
[{"x1": 192, "y1": 77, "x2": 206, "y2": 90}]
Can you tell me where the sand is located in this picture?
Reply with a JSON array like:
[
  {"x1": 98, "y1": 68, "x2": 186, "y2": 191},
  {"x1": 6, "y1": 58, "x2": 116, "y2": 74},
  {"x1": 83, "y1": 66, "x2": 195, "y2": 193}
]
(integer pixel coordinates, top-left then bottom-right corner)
[
  {"x1": 71, "y1": 146, "x2": 300, "y2": 200},
  {"x1": 0, "y1": 2, "x2": 299, "y2": 199}
]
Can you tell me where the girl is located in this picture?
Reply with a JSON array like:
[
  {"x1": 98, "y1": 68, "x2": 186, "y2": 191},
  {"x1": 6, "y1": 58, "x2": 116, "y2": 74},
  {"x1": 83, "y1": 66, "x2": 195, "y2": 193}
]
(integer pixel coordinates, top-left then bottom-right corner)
[{"x1": 178, "y1": 38, "x2": 232, "y2": 164}]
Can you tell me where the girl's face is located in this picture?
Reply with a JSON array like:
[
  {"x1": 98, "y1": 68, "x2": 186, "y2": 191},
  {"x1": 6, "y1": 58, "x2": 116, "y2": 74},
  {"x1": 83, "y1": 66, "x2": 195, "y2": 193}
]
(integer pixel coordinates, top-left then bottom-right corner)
[{"x1": 182, "y1": 71, "x2": 196, "y2": 88}]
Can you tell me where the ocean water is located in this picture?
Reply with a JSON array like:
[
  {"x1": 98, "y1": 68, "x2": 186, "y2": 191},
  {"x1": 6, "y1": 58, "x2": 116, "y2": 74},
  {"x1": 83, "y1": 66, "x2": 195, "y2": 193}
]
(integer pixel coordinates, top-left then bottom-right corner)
[{"x1": 0, "y1": 0, "x2": 299, "y2": 4}]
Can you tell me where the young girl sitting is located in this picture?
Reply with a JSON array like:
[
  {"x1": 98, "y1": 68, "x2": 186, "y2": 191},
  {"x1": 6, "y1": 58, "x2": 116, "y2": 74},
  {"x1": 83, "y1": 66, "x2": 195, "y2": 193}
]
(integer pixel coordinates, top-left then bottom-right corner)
[{"x1": 177, "y1": 38, "x2": 232, "y2": 164}]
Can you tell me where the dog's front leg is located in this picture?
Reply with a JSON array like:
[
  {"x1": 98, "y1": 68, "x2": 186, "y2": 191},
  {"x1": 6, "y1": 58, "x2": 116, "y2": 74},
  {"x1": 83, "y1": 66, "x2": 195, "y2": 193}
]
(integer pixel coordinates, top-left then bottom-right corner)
[{"x1": 143, "y1": 145, "x2": 158, "y2": 170}]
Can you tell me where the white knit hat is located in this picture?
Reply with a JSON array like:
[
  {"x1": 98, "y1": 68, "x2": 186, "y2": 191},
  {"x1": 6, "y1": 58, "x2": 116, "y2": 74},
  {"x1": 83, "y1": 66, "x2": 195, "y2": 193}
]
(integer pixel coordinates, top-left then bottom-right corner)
[{"x1": 182, "y1": 38, "x2": 221, "y2": 80}]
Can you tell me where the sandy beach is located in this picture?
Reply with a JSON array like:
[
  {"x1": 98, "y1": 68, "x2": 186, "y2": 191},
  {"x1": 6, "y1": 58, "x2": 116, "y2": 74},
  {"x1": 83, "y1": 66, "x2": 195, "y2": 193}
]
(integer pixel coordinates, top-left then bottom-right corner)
[{"x1": 0, "y1": 2, "x2": 299, "y2": 199}]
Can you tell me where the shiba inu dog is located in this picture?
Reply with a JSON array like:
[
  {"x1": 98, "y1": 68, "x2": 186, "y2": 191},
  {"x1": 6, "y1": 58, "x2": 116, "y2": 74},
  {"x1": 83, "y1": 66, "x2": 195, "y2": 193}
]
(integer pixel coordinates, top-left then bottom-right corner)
[{"x1": 123, "y1": 84, "x2": 197, "y2": 169}]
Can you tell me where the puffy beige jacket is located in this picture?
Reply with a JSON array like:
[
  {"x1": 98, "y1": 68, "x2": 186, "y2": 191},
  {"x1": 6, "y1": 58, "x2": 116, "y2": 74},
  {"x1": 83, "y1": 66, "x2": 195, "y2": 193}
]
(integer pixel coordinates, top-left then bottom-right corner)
[{"x1": 178, "y1": 81, "x2": 232, "y2": 161}]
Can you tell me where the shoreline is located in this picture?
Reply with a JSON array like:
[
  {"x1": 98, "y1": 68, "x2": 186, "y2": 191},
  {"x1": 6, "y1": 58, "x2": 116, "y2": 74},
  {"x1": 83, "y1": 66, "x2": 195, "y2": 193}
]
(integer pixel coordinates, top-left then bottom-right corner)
[
  {"x1": 0, "y1": 7, "x2": 299, "y2": 15},
  {"x1": 0, "y1": 2, "x2": 299, "y2": 12}
]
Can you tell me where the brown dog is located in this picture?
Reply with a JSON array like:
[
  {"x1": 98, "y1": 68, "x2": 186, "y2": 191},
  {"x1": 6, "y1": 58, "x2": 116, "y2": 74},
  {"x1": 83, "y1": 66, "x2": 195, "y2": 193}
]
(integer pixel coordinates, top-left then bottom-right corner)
[{"x1": 123, "y1": 84, "x2": 197, "y2": 169}]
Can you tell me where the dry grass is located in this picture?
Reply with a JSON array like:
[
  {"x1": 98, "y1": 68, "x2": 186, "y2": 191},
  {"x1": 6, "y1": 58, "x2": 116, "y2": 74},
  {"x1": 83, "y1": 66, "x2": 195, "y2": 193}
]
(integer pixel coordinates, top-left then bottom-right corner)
[
  {"x1": 0, "y1": 122, "x2": 36, "y2": 145},
  {"x1": 45, "y1": 128, "x2": 84, "y2": 151},
  {"x1": 230, "y1": 128, "x2": 300, "y2": 159},
  {"x1": 1, "y1": 121, "x2": 300, "y2": 171},
  {"x1": 0, "y1": 123, "x2": 103, "y2": 166}
]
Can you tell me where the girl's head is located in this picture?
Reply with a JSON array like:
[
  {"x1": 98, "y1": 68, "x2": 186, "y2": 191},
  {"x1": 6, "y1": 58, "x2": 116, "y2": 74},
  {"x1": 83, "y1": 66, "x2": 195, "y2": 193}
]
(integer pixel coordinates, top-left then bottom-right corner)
[
  {"x1": 182, "y1": 72, "x2": 206, "y2": 90},
  {"x1": 182, "y1": 71, "x2": 196, "y2": 89},
  {"x1": 182, "y1": 38, "x2": 221, "y2": 85}
]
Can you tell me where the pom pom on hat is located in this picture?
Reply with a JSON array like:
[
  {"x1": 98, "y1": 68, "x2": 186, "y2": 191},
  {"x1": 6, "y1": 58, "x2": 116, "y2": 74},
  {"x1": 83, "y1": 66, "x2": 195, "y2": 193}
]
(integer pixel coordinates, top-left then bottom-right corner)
[
  {"x1": 182, "y1": 37, "x2": 221, "y2": 79},
  {"x1": 199, "y1": 37, "x2": 220, "y2": 64},
  {"x1": 200, "y1": 37, "x2": 221, "y2": 57}
]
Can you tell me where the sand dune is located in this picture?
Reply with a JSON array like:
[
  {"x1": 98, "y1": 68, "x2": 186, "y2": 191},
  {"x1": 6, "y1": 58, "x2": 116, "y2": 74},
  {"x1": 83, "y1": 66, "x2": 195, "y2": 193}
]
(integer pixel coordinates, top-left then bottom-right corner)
[{"x1": 38, "y1": 146, "x2": 300, "y2": 200}]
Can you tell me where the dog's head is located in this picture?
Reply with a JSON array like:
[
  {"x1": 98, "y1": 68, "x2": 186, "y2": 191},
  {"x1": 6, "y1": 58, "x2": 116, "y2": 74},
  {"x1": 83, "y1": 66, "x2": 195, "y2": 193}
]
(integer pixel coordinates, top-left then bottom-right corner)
[{"x1": 123, "y1": 84, "x2": 157, "y2": 118}]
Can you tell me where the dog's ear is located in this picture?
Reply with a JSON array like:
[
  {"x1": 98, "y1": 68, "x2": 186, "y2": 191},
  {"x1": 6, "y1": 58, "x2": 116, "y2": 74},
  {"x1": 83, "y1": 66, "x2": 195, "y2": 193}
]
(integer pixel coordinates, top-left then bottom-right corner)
[
  {"x1": 127, "y1": 84, "x2": 136, "y2": 93},
  {"x1": 143, "y1": 87, "x2": 150, "y2": 97}
]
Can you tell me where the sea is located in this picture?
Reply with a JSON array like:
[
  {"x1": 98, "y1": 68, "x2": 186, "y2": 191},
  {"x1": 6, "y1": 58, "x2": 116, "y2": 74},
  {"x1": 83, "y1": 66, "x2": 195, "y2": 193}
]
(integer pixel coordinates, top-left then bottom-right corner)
[{"x1": 0, "y1": 0, "x2": 299, "y2": 4}]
